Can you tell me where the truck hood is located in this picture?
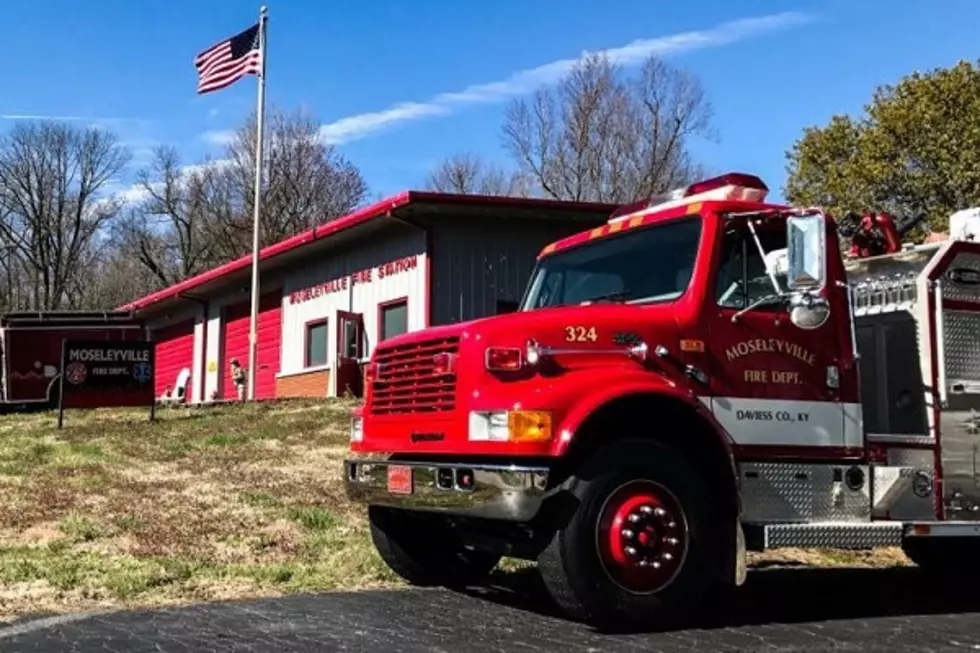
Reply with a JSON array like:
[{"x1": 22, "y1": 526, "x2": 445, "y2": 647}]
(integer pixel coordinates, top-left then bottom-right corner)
[{"x1": 378, "y1": 303, "x2": 683, "y2": 354}]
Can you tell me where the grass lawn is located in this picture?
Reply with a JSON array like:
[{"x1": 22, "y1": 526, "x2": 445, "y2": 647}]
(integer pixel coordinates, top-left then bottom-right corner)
[{"x1": 0, "y1": 399, "x2": 910, "y2": 621}]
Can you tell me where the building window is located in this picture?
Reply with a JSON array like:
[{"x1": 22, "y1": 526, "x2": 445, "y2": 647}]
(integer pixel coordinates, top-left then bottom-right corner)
[
  {"x1": 305, "y1": 319, "x2": 328, "y2": 367},
  {"x1": 379, "y1": 299, "x2": 408, "y2": 342}
]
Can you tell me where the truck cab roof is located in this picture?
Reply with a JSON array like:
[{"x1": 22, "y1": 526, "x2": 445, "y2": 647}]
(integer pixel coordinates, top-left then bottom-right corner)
[{"x1": 537, "y1": 173, "x2": 789, "y2": 261}]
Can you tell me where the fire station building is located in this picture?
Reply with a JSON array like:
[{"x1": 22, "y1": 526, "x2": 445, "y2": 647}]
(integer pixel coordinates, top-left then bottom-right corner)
[{"x1": 119, "y1": 192, "x2": 615, "y2": 403}]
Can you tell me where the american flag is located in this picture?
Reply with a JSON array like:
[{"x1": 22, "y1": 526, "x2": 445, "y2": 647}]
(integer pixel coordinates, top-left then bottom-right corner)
[{"x1": 195, "y1": 23, "x2": 262, "y2": 94}]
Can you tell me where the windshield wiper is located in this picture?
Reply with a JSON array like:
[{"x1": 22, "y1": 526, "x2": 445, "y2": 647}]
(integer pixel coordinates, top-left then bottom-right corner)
[{"x1": 579, "y1": 291, "x2": 630, "y2": 305}]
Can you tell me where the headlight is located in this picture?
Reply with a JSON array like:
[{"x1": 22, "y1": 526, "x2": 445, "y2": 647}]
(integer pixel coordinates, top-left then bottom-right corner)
[
  {"x1": 468, "y1": 411, "x2": 510, "y2": 441},
  {"x1": 350, "y1": 416, "x2": 363, "y2": 442},
  {"x1": 468, "y1": 410, "x2": 552, "y2": 443}
]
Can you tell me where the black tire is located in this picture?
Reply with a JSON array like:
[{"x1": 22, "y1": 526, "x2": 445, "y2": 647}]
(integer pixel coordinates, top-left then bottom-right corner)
[
  {"x1": 536, "y1": 438, "x2": 723, "y2": 630},
  {"x1": 369, "y1": 505, "x2": 502, "y2": 587},
  {"x1": 903, "y1": 537, "x2": 980, "y2": 578}
]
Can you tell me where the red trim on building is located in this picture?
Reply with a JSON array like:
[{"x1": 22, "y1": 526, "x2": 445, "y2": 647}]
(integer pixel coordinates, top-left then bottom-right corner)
[{"x1": 377, "y1": 296, "x2": 408, "y2": 345}]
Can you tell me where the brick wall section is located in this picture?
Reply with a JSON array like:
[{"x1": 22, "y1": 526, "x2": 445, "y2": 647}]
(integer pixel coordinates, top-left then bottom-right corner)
[{"x1": 276, "y1": 370, "x2": 330, "y2": 398}]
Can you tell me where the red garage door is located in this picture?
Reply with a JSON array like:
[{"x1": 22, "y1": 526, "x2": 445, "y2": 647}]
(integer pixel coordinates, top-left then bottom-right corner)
[
  {"x1": 152, "y1": 319, "x2": 195, "y2": 400},
  {"x1": 220, "y1": 292, "x2": 282, "y2": 400}
]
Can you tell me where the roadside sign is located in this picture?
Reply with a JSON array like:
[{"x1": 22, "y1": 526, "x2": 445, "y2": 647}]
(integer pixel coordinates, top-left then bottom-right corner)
[{"x1": 58, "y1": 340, "x2": 156, "y2": 427}]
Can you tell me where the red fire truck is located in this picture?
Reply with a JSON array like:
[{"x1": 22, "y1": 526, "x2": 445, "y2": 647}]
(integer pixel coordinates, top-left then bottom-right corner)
[
  {"x1": 0, "y1": 311, "x2": 144, "y2": 412},
  {"x1": 344, "y1": 173, "x2": 980, "y2": 628}
]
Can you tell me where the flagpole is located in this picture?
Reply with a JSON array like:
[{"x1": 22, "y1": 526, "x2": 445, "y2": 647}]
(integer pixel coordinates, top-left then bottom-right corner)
[{"x1": 246, "y1": 5, "x2": 268, "y2": 402}]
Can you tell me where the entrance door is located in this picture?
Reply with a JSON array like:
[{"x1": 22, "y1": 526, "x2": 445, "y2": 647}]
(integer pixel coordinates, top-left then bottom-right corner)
[
  {"x1": 704, "y1": 218, "x2": 849, "y2": 455},
  {"x1": 336, "y1": 311, "x2": 364, "y2": 398}
]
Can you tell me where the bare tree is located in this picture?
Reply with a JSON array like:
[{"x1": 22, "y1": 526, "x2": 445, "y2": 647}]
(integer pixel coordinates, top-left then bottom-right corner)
[
  {"x1": 0, "y1": 122, "x2": 131, "y2": 309},
  {"x1": 224, "y1": 106, "x2": 369, "y2": 247},
  {"x1": 425, "y1": 152, "x2": 533, "y2": 197},
  {"x1": 501, "y1": 52, "x2": 714, "y2": 203},
  {"x1": 121, "y1": 107, "x2": 371, "y2": 291},
  {"x1": 118, "y1": 146, "x2": 229, "y2": 287},
  {"x1": 75, "y1": 239, "x2": 161, "y2": 310}
]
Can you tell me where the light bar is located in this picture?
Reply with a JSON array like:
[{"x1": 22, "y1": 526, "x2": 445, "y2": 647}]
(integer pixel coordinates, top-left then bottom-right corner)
[{"x1": 608, "y1": 173, "x2": 769, "y2": 223}]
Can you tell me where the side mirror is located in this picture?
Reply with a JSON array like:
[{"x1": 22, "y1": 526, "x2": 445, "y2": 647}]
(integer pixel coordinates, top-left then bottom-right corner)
[
  {"x1": 496, "y1": 299, "x2": 519, "y2": 315},
  {"x1": 786, "y1": 213, "x2": 827, "y2": 292}
]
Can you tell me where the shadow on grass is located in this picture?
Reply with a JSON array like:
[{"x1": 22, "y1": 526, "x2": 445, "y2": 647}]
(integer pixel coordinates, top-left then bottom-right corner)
[{"x1": 466, "y1": 564, "x2": 979, "y2": 633}]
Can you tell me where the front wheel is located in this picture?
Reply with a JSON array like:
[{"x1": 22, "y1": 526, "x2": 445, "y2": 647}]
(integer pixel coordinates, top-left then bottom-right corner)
[
  {"x1": 536, "y1": 439, "x2": 723, "y2": 630},
  {"x1": 369, "y1": 505, "x2": 501, "y2": 587}
]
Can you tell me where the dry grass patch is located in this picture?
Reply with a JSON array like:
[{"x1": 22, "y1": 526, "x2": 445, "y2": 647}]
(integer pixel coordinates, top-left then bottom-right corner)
[
  {"x1": 0, "y1": 397, "x2": 911, "y2": 622},
  {"x1": 0, "y1": 398, "x2": 399, "y2": 622}
]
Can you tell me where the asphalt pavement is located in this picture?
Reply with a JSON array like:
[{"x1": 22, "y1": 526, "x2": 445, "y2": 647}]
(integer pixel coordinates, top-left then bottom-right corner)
[{"x1": 2, "y1": 565, "x2": 980, "y2": 652}]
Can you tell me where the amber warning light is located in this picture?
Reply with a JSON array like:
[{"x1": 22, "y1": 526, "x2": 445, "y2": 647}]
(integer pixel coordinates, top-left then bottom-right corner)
[{"x1": 608, "y1": 172, "x2": 770, "y2": 223}]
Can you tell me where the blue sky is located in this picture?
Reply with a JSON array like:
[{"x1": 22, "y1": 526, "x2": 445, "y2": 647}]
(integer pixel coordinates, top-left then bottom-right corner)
[{"x1": 4, "y1": 0, "x2": 980, "y2": 205}]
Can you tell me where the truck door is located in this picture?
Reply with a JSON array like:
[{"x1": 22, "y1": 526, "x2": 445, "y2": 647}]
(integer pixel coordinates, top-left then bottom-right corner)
[{"x1": 704, "y1": 219, "x2": 850, "y2": 455}]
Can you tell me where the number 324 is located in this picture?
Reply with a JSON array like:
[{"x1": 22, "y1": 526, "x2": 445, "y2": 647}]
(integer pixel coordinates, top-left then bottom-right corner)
[{"x1": 565, "y1": 326, "x2": 597, "y2": 342}]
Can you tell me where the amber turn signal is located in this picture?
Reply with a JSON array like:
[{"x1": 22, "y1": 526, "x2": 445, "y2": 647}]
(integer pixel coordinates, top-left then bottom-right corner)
[{"x1": 507, "y1": 410, "x2": 553, "y2": 442}]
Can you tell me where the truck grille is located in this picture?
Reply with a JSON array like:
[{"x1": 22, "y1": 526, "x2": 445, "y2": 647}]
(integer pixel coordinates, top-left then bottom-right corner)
[{"x1": 370, "y1": 337, "x2": 459, "y2": 414}]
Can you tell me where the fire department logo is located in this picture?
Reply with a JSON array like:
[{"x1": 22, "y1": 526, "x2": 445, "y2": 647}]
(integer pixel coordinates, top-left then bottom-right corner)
[
  {"x1": 64, "y1": 361, "x2": 87, "y2": 385},
  {"x1": 132, "y1": 362, "x2": 152, "y2": 384}
]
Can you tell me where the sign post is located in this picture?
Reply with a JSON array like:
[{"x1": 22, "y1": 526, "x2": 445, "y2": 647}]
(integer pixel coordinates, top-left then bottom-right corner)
[{"x1": 58, "y1": 340, "x2": 156, "y2": 428}]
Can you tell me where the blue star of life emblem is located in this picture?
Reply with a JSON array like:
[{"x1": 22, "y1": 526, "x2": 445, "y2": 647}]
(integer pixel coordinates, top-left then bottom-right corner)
[{"x1": 133, "y1": 361, "x2": 152, "y2": 384}]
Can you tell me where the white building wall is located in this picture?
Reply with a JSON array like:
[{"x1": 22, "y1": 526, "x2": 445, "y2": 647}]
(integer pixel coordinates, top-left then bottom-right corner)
[
  {"x1": 279, "y1": 228, "x2": 426, "y2": 390},
  {"x1": 145, "y1": 224, "x2": 426, "y2": 402}
]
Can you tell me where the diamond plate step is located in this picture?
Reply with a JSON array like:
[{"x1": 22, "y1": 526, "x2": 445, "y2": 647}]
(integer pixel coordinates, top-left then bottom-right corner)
[{"x1": 762, "y1": 522, "x2": 904, "y2": 550}]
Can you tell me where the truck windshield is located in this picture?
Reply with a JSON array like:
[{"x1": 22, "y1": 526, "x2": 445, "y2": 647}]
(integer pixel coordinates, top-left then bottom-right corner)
[{"x1": 521, "y1": 215, "x2": 702, "y2": 310}]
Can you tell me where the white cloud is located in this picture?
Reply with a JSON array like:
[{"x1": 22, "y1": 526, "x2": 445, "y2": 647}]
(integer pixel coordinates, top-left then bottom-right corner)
[
  {"x1": 316, "y1": 11, "x2": 814, "y2": 145},
  {"x1": 201, "y1": 129, "x2": 235, "y2": 146},
  {"x1": 102, "y1": 159, "x2": 232, "y2": 211},
  {"x1": 318, "y1": 102, "x2": 452, "y2": 145}
]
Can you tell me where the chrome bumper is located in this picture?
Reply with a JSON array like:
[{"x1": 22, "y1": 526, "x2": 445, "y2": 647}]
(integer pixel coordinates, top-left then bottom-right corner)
[{"x1": 344, "y1": 459, "x2": 551, "y2": 522}]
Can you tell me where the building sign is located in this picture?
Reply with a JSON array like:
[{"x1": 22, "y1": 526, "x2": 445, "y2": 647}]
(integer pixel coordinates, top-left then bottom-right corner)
[
  {"x1": 58, "y1": 340, "x2": 156, "y2": 425},
  {"x1": 289, "y1": 255, "x2": 419, "y2": 305}
]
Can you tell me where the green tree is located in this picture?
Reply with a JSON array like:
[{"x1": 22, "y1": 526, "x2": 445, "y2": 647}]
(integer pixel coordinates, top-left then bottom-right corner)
[{"x1": 785, "y1": 60, "x2": 980, "y2": 234}]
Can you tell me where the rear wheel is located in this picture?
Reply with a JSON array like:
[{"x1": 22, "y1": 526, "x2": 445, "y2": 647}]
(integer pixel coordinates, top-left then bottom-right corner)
[
  {"x1": 369, "y1": 505, "x2": 502, "y2": 587},
  {"x1": 903, "y1": 537, "x2": 980, "y2": 577},
  {"x1": 536, "y1": 439, "x2": 723, "y2": 630}
]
